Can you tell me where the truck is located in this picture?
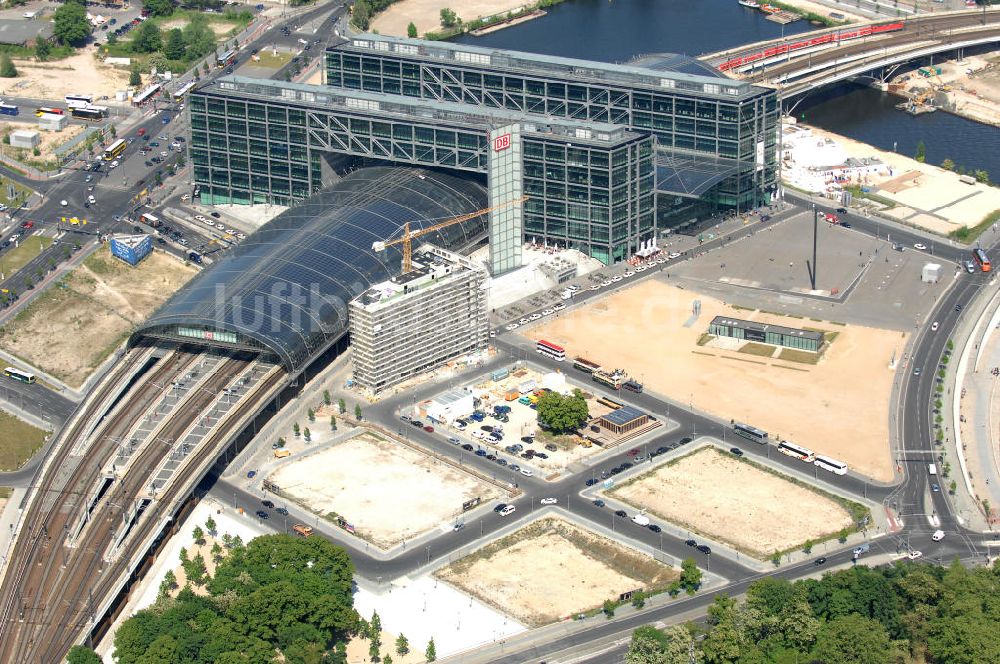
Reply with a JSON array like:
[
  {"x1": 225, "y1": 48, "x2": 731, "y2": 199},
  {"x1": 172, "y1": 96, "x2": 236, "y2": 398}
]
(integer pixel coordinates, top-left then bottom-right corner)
[
  {"x1": 928, "y1": 463, "x2": 937, "y2": 476},
  {"x1": 292, "y1": 524, "x2": 314, "y2": 537},
  {"x1": 623, "y1": 379, "x2": 643, "y2": 394},
  {"x1": 274, "y1": 449, "x2": 291, "y2": 459},
  {"x1": 631, "y1": 514, "x2": 650, "y2": 526}
]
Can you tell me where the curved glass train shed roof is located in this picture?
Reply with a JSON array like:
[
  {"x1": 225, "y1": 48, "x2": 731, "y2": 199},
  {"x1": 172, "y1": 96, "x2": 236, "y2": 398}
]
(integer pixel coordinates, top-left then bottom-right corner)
[{"x1": 132, "y1": 166, "x2": 488, "y2": 372}]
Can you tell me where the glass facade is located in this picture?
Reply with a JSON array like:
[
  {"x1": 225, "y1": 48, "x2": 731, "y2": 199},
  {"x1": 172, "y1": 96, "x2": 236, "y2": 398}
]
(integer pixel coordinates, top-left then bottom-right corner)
[
  {"x1": 133, "y1": 167, "x2": 488, "y2": 372},
  {"x1": 329, "y1": 36, "x2": 779, "y2": 210}
]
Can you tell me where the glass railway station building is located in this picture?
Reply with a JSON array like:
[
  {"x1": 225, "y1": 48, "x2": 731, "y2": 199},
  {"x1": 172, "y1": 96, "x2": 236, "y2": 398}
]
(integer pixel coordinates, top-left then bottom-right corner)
[{"x1": 189, "y1": 34, "x2": 778, "y2": 269}]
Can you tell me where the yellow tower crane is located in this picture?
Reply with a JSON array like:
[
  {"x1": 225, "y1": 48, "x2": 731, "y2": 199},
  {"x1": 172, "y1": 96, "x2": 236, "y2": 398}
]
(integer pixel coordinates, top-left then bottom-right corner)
[{"x1": 372, "y1": 195, "x2": 527, "y2": 273}]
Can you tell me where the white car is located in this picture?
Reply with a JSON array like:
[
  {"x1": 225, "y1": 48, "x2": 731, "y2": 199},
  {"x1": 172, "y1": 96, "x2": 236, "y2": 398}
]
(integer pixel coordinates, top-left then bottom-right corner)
[
  {"x1": 203, "y1": 218, "x2": 215, "y2": 226},
  {"x1": 489, "y1": 330, "x2": 496, "y2": 337},
  {"x1": 913, "y1": 243, "x2": 927, "y2": 251},
  {"x1": 505, "y1": 323, "x2": 519, "y2": 331},
  {"x1": 907, "y1": 550, "x2": 923, "y2": 560},
  {"x1": 601, "y1": 280, "x2": 612, "y2": 287},
  {"x1": 590, "y1": 285, "x2": 601, "y2": 291},
  {"x1": 540, "y1": 497, "x2": 558, "y2": 505},
  {"x1": 226, "y1": 228, "x2": 237, "y2": 235},
  {"x1": 553, "y1": 303, "x2": 566, "y2": 311},
  {"x1": 472, "y1": 430, "x2": 485, "y2": 439},
  {"x1": 542, "y1": 309, "x2": 554, "y2": 316},
  {"x1": 195, "y1": 215, "x2": 207, "y2": 221},
  {"x1": 160, "y1": 151, "x2": 168, "y2": 157},
  {"x1": 60, "y1": 199, "x2": 68, "y2": 206},
  {"x1": 657, "y1": 258, "x2": 667, "y2": 264},
  {"x1": 635, "y1": 265, "x2": 646, "y2": 272},
  {"x1": 109, "y1": 160, "x2": 119, "y2": 169},
  {"x1": 519, "y1": 318, "x2": 529, "y2": 325},
  {"x1": 519, "y1": 467, "x2": 533, "y2": 477},
  {"x1": 931, "y1": 321, "x2": 939, "y2": 332},
  {"x1": 498, "y1": 505, "x2": 516, "y2": 517},
  {"x1": 237, "y1": 233, "x2": 247, "y2": 240},
  {"x1": 624, "y1": 271, "x2": 634, "y2": 277},
  {"x1": 529, "y1": 313, "x2": 542, "y2": 321},
  {"x1": 567, "y1": 284, "x2": 580, "y2": 291},
  {"x1": 611, "y1": 275, "x2": 623, "y2": 282},
  {"x1": 668, "y1": 252, "x2": 681, "y2": 259},
  {"x1": 216, "y1": 223, "x2": 225, "y2": 230},
  {"x1": 931, "y1": 529, "x2": 945, "y2": 542}
]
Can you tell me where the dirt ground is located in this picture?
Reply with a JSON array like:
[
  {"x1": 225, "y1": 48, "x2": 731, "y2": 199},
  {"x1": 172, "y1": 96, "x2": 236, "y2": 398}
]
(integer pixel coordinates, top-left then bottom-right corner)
[
  {"x1": 779, "y1": 0, "x2": 868, "y2": 22},
  {"x1": 528, "y1": 280, "x2": 900, "y2": 481},
  {"x1": 0, "y1": 123, "x2": 85, "y2": 160},
  {"x1": 436, "y1": 516, "x2": 676, "y2": 626},
  {"x1": 160, "y1": 18, "x2": 239, "y2": 37},
  {"x1": 372, "y1": 0, "x2": 529, "y2": 36},
  {"x1": 3, "y1": 50, "x2": 130, "y2": 100},
  {"x1": 610, "y1": 447, "x2": 853, "y2": 558},
  {"x1": 269, "y1": 431, "x2": 501, "y2": 549},
  {"x1": 0, "y1": 247, "x2": 196, "y2": 388}
]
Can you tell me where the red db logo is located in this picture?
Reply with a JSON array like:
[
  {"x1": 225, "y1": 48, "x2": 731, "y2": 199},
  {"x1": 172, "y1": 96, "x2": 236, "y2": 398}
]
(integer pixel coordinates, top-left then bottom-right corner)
[{"x1": 493, "y1": 134, "x2": 511, "y2": 151}]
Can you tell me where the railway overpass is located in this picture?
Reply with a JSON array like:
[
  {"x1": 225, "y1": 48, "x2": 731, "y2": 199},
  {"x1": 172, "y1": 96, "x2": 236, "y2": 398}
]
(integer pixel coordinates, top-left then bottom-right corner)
[{"x1": 699, "y1": 8, "x2": 1000, "y2": 98}]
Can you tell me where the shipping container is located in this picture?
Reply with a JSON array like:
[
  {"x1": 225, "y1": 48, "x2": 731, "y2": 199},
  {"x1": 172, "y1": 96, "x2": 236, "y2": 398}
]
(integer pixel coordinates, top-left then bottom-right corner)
[
  {"x1": 491, "y1": 367, "x2": 510, "y2": 382},
  {"x1": 518, "y1": 379, "x2": 537, "y2": 394},
  {"x1": 504, "y1": 390, "x2": 519, "y2": 401}
]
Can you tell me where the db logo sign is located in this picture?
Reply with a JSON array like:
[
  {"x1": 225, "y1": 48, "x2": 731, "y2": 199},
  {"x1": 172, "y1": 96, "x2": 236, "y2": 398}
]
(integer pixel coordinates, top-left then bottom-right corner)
[{"x1": 493, "y1": 134, "x2": 511, "y2": 152}]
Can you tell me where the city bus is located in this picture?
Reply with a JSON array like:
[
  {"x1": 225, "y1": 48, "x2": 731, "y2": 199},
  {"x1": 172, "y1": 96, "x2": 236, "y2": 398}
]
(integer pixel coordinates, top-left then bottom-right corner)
[
  {"x1": 173, "y1": 80, "x2": 196, "y2": 102},
  {"x1": 35, "y1": 107, "x2": 64, "y2": 116},
  {"x1": 814, "y1": 455, "x2": 849, "y2": 475},
  {"x1": 573, "y1": 357, "x2": 601, "y2": 373},
  {"x1": 972, "y1": 247, "x2": 991, "y2": 272},
  {"x1": 536, "y1": 339, "x2": 565, "y2": 361},
  {"x1": 216, "y1": 48, "x2": 237, "y2": 68},
  {"x1": 64, "y1": 94, "x2": 94, "y2": 109},
  {"x1": 733, "y1": 422, "x2": 768, "y2": 444},
  {"x1": 71, "y1": 106, "x2": 106, "y2": 122},
  {"x1": 777, "y1": 440, "x2": 816, "y2": 462},
  {"x1": 103, "y1": 138, "x2": 127, "y2": 161},
  {"x1": 3, "y1": 367, "x2": 36, "y2": 383},
  {"x1": 0, "y1": 103, "x2": 18, "y2": 116},
  {"x1": 140, "y1": 212, "x2": 161, "y2": 227}
]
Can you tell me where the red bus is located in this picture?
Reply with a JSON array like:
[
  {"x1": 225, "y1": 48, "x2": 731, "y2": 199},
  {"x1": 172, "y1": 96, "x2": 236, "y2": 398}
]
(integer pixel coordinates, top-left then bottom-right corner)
[
  {"x1": 973, "y1": 248, "x2": 991, "y2": 272},
  {"x1": 35, "y1": 107, "x2": 64, "y2": 116},
  {"x1": 536, "y1": 339, "x2": 566, "y2": 361}
]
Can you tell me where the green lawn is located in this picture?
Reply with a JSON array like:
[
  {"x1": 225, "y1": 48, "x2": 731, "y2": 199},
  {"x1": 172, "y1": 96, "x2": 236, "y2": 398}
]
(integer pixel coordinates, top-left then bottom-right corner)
[
  {"x1": 0, "y1": 486, "x2": 10, "y2": 499},
  {"x1": 739, "y1": 342, "x2": 777, "y2": 357},
  {"x1": 0, "y1": 236, "x2": 52, "y2": 278},
  {"x1": 254, "y1": 50, "x2": 293, "y2": 69},
  {"x1": 0, "y1": 178, "x2": 32, "y2": 207},
  {"x1": 0, "y1": 410, "x2": 48, "y2": 471}
]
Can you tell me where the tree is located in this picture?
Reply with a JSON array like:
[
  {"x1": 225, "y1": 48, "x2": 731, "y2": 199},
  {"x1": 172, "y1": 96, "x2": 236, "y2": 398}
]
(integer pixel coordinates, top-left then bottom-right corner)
[
  {"x1": 915, "y1": 140, "x2": 927, "y2": 163},
  {"x1": 129, "y1": 63, "x2": 142, "y2": 87},
  {"x1": 303, "y1": 427, "x2": 311, "y2": 441},
  {"x1": 811, "y1": 614, "x2": 895, "y2": 664},
  {"x1": 803, "y1": 539, "x2": 814, "y2": 554},
  {"x1": 183, "y1": 15, "x2": 216, "y2": 60},
  {"x1": 407, "y1": 22, "x2": 418, "y2": 38},
  {"x1": 603, "y1": 599, "x2": 617, "y2": 618},
  {"x1": 132, "y1": 21, "x2": 162, "y2": 53},
  {"x1": 354, "y1": 404, "x2": 362, "y2": 420},
  {"x1": 536, "y1": 389, "x2": 589, "y2": 433},
  {"x1": 206, "y1": 516, "x2": 217, "y2": 536},
  {"x1": 67, "y1": 646, "x2": 103, "y2": 664},
  {"x1": 164, "y1": 28, "x2": 186, "y2": 60},
  {"x1": 53, "y1": 2, "x2": 92, "y2": 46},
  {"x1": 211, "y1": 542, "x2": 223, "y2": 563},
  {"x1": 631, "y1": 590, "x2": 646, "y2": 609},
  {"x1": 293, "y1": 422, "x2": 301, "y2": 437},
  {"x1": 942, "y1": 158, "x2": 955, "y2": 171},
  {"x1": 323, "y1": 389, "x2": 331, "y2": 405},
  {"x1": 440, "y1": 7, "x2": 458, "y2": 27},
  {"x1": 425, "y1": 637, "x2": 436, "y2": 662},
  {"x1": 193, "y1": 525, "x2": 205, "y2": 545},
  {"x1": 338, "y1": 398, "x2": 346, "y2": 414},
  {"x1": 680, "y1": 557, "x2": 702, "y2": 593},
  {"x1": 0, "y1": 55, "x2": 16, "y2": 79},
  {"x1": 158, "y1": 569, "x2": 178, "y2": 596},
  {"x1": 143, "y1": 0, "x2": 176, "y2": 17},
  {"x1": 974, "y1": 169, "x2": 990, "y2": 184},
  {"x1": 307, "y1": 408, "x2": 315, "y2": 422},
  {"x1": 352, "y1": 0, "x2": 371, "y2": 30},
  {"x1": 368, "y1": 610, "x2": 382, "y2": 661},
  {"x1": 626, "y1": 625, "x2": 696, "y2": 664},
  {"x1": 395, "y1": 633, "x2": 409, "y2": 656},
  {"x1": 34, "y1": 39, "x2": 51, "y2": 61}
]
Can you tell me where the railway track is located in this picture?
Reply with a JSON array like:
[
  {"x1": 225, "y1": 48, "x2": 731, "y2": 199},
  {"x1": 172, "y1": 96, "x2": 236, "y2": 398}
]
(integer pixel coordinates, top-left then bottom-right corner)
[
  {"x1": 20, "y1": 354, "x2": 253, "y2": 663},
  {"x1": 0, "y1": 347, "x2": 209, "y2": 661}
]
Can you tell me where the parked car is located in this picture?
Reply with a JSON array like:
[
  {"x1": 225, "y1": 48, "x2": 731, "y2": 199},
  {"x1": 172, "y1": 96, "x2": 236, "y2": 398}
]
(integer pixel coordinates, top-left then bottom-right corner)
[
  {"x1": 697, "y1": 545, "x2": 712, "y2": 555},
  {"x1": 593, "y1": 499, "x2": 605, "y2": 507},
  {"x1": 255, "y1": 510, "x2": 268, "y2": 519},
  {"x1": 262, "y1": 500, "x2": 274, "y2": 508}
]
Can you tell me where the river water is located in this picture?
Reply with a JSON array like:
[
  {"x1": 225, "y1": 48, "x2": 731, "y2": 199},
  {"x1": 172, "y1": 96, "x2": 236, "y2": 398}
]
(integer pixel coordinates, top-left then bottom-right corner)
[{"x1": 453, "y1": 0, "x2": 1000, "y2": 177}]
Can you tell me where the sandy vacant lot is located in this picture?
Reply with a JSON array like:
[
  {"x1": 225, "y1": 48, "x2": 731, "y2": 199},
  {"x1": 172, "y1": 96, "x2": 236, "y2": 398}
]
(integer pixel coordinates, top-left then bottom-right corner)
[
  {"x1": 529, "y1": 280, "x2": 899, "y2": 481},
  {"x1": 372, "y1": 0, "x2": 528, "y2": 36},
  {"x1": 0, "y1": 123, "x2": 85, "y2": 160},
  {"x1": 3, "y1": 51, "x2": 130, "y2": 100},
  {"x1": 436, "y1": 517, "x2": 676, "y2": 626},
  {"x1": 610, "y1": 448, "x2": 853, "y2": 558},
  {"x1": 270, "y1": 431, "x2": 501, "y2": 548},
  {"x1": 0, "y1": 247, "x2": 196, "y2": 387}
]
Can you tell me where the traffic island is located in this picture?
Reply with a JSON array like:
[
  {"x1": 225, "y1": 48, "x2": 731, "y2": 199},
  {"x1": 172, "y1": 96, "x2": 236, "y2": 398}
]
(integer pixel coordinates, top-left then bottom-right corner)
[
  {"x1": 434, "y1": 515, "x2": 678, "y2": 627},
  {"x1": 606, "y1": 446, "x2": 865, "y2": 561}
]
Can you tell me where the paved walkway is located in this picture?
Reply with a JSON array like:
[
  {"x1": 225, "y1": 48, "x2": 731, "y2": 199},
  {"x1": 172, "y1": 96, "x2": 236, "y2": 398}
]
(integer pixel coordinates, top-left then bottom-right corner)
[{"x1": 959, "y1": 306, "x2": 1000, "y2": 525}]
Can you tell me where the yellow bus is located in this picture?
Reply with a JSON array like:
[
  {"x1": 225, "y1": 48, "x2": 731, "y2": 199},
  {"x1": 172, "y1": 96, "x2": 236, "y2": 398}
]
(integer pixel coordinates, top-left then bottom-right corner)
[{"x1": 103, "y1": 138, "x2": 127, "y2": 161}]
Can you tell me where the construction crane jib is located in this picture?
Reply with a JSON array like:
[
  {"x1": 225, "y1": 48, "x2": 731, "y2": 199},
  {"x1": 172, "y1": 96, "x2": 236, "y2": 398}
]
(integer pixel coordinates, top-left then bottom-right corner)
[{"x1": 372, "y1": 195, "x2": 528, "y2": 273}]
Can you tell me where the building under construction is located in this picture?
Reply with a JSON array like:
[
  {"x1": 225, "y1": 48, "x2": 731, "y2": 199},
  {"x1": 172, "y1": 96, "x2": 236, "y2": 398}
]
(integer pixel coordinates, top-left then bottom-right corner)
[{"x1": 349, "y1": 245, "x2": 489, "y2": 394}]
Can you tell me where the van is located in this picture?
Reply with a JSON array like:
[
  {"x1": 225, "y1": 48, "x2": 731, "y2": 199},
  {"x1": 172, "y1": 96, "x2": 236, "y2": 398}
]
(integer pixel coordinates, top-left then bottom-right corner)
[
  {"x1": 928, "y1": 463, "x2": 937, "y2": 476},
  {"x1": 292, "y1": 524, "x2": 313, "y2": 537},
  {"x1": 631, "y1": 514, "x2": 650, "y2": 526},
  {"x1": 931, "y1": 529, "x2": 945, "y2": 541},
  {"x1": 852, "y1": 543, "x2": 870, "y2": 556},
  {"x1": 499, "y1": 505, "x2": 515, "y2": 517},
  {"x1": 274, "y1": 449, "x2": 291, "y2": 459}
]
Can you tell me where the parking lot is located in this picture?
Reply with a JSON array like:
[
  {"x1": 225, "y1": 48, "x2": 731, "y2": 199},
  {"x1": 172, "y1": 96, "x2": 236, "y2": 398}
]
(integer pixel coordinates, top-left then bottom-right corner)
[{"x1": 409, "y1": 368, "x2": 623, "y2": 478}]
